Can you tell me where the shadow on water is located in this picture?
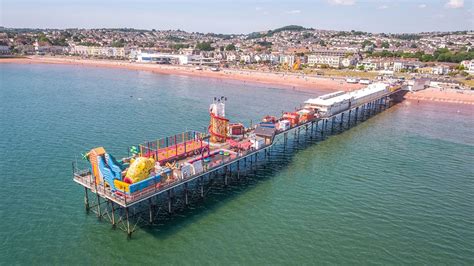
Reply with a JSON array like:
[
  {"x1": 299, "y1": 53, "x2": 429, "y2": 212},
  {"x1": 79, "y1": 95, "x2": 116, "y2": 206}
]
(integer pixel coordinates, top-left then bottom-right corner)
[{"x1": 135, "y1": 100, "x2": 406, "y2": 240}]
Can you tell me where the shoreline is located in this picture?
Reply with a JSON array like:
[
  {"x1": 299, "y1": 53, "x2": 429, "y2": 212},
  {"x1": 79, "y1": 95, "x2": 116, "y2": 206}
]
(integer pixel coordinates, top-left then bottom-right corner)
[
  {"x1": 404, "y1": 88, "x2": 474, "y2": 105},
  {"x1": 0, "y1": 57, "x2": 363, "y2": 94},
  {"x1": 2, "y1": 57, "x2": 474, "y2": 104}
]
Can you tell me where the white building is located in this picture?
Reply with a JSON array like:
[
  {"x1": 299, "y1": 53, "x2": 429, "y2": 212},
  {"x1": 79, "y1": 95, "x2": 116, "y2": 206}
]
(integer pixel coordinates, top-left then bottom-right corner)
[
  {"x1": 356, "y1": 60, "x2": 381, "y2": 71},
  {"x1": 461, "y1": 60, "x2": 474, "y2": 74},
  {"x1": 393, "y1": 62, "x2": 404, "y2": 72},
  {"x1": 279, "y1": 55, "x2": 295, "y2": 66},
  {"x1": 432, "y1": 65, "x2": 450, "y2": 75},
  {"x1": 308, "y1": 55, "x2": 342, "y2": 68},
  {"x1": 341, "y1": 57, "x2": 357, "y2": 68},
  {"x1": 241, "y1": 54, "x2": 253, "y2": 64},
  {"x1": 0, "y1": 45, "x2": 10, "y2": 55},
  {"x1": 70, "y1": 45, "x2": 125, "y2": 58},
  {"x1": 137, "y1": 51, "x2": 218, "y2": 65},
  {"x1": 226, "y1": 53, "x2": 239, "y2": 62}
]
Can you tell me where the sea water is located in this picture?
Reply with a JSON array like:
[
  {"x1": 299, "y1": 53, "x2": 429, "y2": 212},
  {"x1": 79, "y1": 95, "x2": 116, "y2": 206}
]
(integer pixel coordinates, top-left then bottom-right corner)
[{"x1": 0, "y1": 63, "x2": 473, "y2": 264}]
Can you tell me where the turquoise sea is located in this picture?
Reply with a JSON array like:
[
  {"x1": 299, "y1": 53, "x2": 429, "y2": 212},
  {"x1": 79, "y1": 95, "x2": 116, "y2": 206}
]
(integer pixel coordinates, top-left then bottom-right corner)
[{"x1": 0, "y1": 63, "x2": 473, "y2": 264}]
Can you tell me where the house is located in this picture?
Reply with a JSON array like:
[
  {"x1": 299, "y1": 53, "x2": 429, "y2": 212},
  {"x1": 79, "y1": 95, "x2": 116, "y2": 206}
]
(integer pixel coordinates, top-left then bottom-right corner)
[
  {"x1": 0, "y1": 45, "x2": 11, "y2": 55},
  {"x1": 279, "y1": 54, "x2": 295, "y2": 66},
  {"x1": 341, "y1": 57, "x2": 357, "y2": 68},
  {"x1": 226, "y1": 53, "x2": 239, "y2": 62},
  {"x1": 241, "y1": 54, "x2": 253, "y2": 64},
  {"x1": 308, "y1": 55, "x2": 341, "y2": 68},
  {"x1": 461, "y1": 60, "x2": 474, "y2": 74},
  {"x1": 393, "y1": 60, "x2": 424, "y2": 72},
  {"x1": 356, "y1": 60, "x2": 381, "y2": 71},
  {"x1": 432, "y1": 65, "x2": 450, "y2": 75}
]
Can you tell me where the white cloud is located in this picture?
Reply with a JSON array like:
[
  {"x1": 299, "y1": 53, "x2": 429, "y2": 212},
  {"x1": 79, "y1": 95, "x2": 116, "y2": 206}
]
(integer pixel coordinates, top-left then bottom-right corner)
[
  {"x1": 378, "y1": 5, "x2": 389, "y2": 9},
  {"x1": 445, "y1": 0, "x2": 464, "y2": 8},
  {"x1": 418, "y1": 4, "x2": 427, "y2": 8},
  {"x1": 286, "y1": 10, "x2": 301, "y2": 14},
  {"x1": 327, "y1": 0, "x2": 356, "y2": 6},
  {"x1": 255, "y1": 7, "x2": 263, "y2": 11}
]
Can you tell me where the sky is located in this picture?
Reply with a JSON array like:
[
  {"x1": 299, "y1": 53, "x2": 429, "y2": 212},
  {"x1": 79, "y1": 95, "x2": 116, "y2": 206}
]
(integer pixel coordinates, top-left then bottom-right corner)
[{"x1": 1, "y1": 0, "x2": 473, "y2": 33}]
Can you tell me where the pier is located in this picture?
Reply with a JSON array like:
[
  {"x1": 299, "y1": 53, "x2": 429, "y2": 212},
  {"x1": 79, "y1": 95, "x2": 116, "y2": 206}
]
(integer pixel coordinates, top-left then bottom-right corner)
[{"x1": 72, "y1": 83, "x2": 407, "y2": 237}]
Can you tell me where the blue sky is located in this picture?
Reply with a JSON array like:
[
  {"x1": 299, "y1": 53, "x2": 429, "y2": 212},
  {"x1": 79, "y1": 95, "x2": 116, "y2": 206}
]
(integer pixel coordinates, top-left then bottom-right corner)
[{"x1": 1, "y1": 0, "x2": 473, "y2": 33}]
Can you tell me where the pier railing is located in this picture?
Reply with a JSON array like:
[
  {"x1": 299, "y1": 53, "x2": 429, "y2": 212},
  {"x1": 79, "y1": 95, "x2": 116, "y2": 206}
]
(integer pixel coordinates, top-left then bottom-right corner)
[{"x1": 73, "y1": 143, "x2": 270, "y2": 207}]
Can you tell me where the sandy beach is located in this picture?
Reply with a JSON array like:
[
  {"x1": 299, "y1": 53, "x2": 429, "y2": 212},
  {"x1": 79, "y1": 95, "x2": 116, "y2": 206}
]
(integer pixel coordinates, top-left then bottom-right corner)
[
  {"x1": 2, "y1": 56, "x2": 474, "y2": 104},
  {"x1": 0, "y1": 56, "x2": 363, "y2": 93},
  {"x1": 405, "y1": 88, "x2": 474, "y2": 105}
]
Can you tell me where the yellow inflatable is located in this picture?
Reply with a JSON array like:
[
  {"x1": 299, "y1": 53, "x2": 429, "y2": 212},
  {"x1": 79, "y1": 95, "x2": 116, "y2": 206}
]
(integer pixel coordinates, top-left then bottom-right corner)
[{"x1": 125, "y1": 157, "x2": 155, "y2": 183}]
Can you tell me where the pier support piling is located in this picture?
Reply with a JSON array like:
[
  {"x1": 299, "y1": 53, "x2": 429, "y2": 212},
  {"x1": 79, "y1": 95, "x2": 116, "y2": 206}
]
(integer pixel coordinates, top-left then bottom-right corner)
[
  {"x1": 110, "y1": 200, "x2": 115, "y2": 228},
  {"x1": 340, "y1": 112, "x2": 344, "y2": 130},
  {"x1": 185, "y1": 183, "x2": 189, "y2": 205},
  {"x1": 96, "y1": 194, "x2": 101, "y2": 219},
  {"x1": 149, "y1": 198, "x2": 153, "y2": 223},
  {"x1": 348, "y1": 109, "x2": 351, "y2": 127},
  {"x1": 125, "y1": 207, "x2": 131, "y2": 238},
  {"x1": 168, "y1": 190, "x2": 172, "y2": 214},
  {"x1": 200, "y1": 176, "x2": 204, "y2": 198},
  {"x1": 84, "y1": 187, "x2": 90, "y2": 212}
]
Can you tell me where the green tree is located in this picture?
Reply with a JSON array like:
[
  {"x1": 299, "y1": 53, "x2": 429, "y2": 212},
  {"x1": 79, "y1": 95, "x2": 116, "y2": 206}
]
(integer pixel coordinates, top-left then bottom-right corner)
[
  {"x1": 362, "y1": 40, "x2": 373, "y2": 48},
  {"x1": 37, "y1": 33, "x2": 50, "y2": 44},
  {"x1": 196, "y1": 42, "x2": 214, "y2": 51},
  {"x1": 225, "y1": 43, "x2": 236, "y2": 51}
]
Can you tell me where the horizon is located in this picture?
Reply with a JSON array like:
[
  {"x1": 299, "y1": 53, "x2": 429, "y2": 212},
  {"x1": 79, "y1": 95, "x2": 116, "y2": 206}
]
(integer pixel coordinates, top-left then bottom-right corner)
[
  {"x1": 1, "y1": 25, "x2": 473, "y2": 35},
  {"x1": 1, "y1": 0, "x2": 473, "y2": 34}
]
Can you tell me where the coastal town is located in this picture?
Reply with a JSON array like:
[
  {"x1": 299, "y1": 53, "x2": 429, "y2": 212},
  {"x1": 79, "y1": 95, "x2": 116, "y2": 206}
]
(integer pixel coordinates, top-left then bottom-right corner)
[
  {"x1": 2, "y1": 0, "x2": 474, "y2": 263},
  {"x1": 1, "y1": 26, "x2": 474, "y2": 98}
]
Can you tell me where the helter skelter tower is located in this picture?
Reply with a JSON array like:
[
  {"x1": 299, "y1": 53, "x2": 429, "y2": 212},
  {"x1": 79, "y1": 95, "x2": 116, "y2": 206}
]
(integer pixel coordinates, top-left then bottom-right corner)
[{"x1": 209, "y1": 96, "x2": 229, "y2": 143}]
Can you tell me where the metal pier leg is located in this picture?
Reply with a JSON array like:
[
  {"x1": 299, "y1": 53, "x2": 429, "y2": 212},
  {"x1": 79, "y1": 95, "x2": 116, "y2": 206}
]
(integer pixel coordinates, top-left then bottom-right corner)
[
  {"x1": 224, "y1": 166, "x2": 228, "y2": 186},
  {"x1": 125, "y1": 207, "x2": 131, "y2": 238},
  {"x1": 237, "y1": 160, "x2": 240, "y2": 180},
  {"x1": 110, "y1": 200, "x2": 116, "y2": 228},
  {"x1": 108, "y1": 200, "x2": 115, "y2": 228},
  {"x1": 355, "y1": 107, "x2": 359, "y2": 123},
  {"x1": 148, "y1": 198, "x2": 153, "y2": 223},
  {"x1": 331, "y1": 116, "x2": 335, "y2": 133},
  {"x1": 340, "y1": 112, "x2": 344, "y2": 129},
  {"x1": 84, "y1": 187, "x2": 90, "y2": 212},
  {"x1": 348, "y1": 109, "x2": 351, "y2": 127},
  {"x1": 200, "y1": 176, "x2": 204, "y2": 198},
  {"x1": 96, "y1": 194, "x2": 101, "y2": 219},
  {"x1": 185, "y1": 183, "x2": 189, "y2": 205},
  {"x1": 323, "y1": 119, "x2": 328, "y2": 136},
  {"x1": 168, "y1": 190, "x2": 172, "y2": 214}
]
